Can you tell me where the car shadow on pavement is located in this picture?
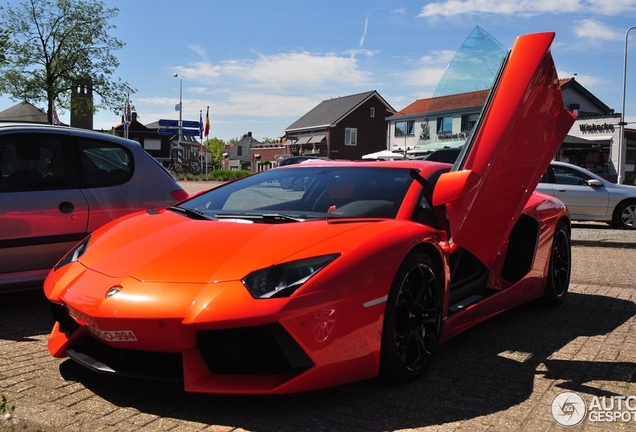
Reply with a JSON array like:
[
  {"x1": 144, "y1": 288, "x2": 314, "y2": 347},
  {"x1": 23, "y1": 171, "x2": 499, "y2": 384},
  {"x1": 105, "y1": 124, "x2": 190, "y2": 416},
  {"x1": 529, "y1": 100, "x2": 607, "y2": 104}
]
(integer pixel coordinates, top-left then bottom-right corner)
[
  {"x1": 54, "y1": 291, "x2": 636, "y2": 431},
  {"x1": 572, "y1": 239, "x2": 636, "y2": 249},
  {"x1": 0, "y1": 289, "x2": 53, "y2": 341}
]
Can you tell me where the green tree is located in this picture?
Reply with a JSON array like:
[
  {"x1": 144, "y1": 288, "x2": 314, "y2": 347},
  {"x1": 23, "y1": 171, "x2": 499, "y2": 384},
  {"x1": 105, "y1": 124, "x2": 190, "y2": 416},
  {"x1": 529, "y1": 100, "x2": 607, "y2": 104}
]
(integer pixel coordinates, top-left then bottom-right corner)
[
  {"x1": 206, "y1": 137, "x2": 225, "y2": 169},
  {"x1": 0, "y1": 0, "x2": 134, "y2": 124},
  {"x1": 0, "y1": 29, "x2": 9, "y2": 65}
]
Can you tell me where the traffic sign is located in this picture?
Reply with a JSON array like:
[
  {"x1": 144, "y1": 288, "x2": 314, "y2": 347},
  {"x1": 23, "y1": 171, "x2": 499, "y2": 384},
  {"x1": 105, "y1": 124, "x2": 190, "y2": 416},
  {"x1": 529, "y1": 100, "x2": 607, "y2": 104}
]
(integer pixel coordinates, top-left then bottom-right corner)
[
  {"x1": 158, "y1": 127, "x2": 179, "y2": 136},
  {"x1": 182, "y1": 120, "x2": 201, "y2": 129},
  {"x1": 182, "y1": 128, "x2": 200, "y2": 136},
  {"x1": 158, "y1": 119, "x2": 178, "y2": 127}
]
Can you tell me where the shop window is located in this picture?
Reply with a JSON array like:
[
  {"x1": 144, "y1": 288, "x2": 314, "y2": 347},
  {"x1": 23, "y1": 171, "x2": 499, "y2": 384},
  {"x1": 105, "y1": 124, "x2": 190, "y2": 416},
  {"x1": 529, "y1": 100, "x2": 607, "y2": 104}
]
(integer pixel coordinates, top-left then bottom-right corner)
[
  {"x1": 461, "y1": 113, "x2": 479, "y2": 131},
  {"x1": 395, "y1": 121, "x2": 415, "y2": 137},
  {"x1": 437, "y1": 116, "x2": 453, "y2": 133}
]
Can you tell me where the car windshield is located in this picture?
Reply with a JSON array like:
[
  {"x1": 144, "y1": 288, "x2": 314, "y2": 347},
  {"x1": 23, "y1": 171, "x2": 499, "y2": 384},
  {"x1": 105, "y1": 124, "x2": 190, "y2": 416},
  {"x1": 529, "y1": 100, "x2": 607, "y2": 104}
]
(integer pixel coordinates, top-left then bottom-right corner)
[{"x1": 179, "y1": 166, "x2": 415, "y2": 221}]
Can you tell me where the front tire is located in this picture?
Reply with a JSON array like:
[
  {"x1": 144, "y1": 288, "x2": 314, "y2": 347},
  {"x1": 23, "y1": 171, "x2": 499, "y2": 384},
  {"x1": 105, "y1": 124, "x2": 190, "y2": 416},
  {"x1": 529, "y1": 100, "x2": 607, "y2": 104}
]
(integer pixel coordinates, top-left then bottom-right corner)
[
  {"x1": 543, "y1": 220, "x2": 571, "y2": 306},
  {"x1": 613, "y1": 200, "x2": 636, "y2": 229},
  {"x1": 380, "y1": 251, "x2": 443, "y2": 383}
]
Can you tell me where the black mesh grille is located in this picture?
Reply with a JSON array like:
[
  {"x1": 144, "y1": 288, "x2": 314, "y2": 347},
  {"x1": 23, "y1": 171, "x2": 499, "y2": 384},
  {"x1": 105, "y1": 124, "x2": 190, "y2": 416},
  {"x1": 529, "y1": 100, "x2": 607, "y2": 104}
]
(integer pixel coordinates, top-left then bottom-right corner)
[
  {"x1": 49, "y1": 302, "x2": 79, "y2": 336},
  {"x1": 69, "y1": 337, "x2": 183, "y2": 382},
  {"x1": 197, "y1": 323, "x2": 314, "y2": 374}
]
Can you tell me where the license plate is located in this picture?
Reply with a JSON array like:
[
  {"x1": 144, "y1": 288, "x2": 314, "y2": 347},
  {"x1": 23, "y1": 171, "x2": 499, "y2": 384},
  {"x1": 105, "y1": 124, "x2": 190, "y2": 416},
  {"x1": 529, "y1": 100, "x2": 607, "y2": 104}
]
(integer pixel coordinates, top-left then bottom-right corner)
[{"x1": 88, "y1": 326, "x2": 138, "y2": 342}]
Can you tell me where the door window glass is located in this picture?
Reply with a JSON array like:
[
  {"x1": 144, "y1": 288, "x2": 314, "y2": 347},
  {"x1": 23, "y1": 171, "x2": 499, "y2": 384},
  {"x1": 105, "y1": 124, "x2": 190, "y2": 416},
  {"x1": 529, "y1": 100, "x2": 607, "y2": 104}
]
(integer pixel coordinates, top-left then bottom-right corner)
[
  {"x1": 78, "y1": 138, "x2": 133, "y2": 188},
  {"x1": 0, "y1": 133, "x2": 67, "y2": 192},
  {"x1": 553, "y1": 165, "x2": 592, "y2": 186}
]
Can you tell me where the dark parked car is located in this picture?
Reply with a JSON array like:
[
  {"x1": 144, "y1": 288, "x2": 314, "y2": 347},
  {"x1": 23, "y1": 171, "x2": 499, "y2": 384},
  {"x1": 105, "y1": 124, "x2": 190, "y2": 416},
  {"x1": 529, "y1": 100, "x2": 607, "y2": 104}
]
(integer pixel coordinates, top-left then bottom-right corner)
[
  {"x1": 424, "y1": 147, "x2": 462, "y2": 163},
  {"x1": 278, "y1": 155, "x2": 328, "y2": 166},
  {"x1": 0, "y1": 123, "x2": 188, "y2": 291}
]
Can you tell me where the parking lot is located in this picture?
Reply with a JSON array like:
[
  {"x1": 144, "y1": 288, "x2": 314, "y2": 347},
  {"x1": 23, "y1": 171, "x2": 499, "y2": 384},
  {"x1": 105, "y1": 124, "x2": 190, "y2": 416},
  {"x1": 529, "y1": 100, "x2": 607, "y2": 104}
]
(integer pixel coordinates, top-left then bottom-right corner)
[{"x1": 2, "y1": 188, "x2": 636, "y2": 431}]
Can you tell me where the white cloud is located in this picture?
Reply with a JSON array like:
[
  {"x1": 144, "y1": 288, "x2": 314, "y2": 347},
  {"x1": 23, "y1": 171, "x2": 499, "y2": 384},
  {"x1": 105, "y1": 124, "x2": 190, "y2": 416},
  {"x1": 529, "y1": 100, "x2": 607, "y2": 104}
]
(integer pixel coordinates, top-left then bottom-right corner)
[
  {"x1": 417, "y1": 50, "x2": 457, "y2": 65},
  {"x1": 574, "y1": 20, "x2": 623, "y2": 41},
  {"x1": 177, "y1": 51, "x2": 372, "y2": 92},
  {"x1": 394, "y1": 67, "x2": 447, "y2": 88},
  {"x1": 417, "y1": 0, "x2": 636, "y2": 18}
]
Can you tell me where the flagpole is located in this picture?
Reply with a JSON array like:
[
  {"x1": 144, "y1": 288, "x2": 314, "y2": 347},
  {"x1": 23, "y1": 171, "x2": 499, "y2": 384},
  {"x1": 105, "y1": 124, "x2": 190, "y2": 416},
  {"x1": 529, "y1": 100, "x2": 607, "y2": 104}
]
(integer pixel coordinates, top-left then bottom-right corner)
[
  {"x1": 199, "y1": 109, "x2": 204, "y2": 174},
  {"x1": 204, "y1": 106, "x2": 210, "y2": 173}
]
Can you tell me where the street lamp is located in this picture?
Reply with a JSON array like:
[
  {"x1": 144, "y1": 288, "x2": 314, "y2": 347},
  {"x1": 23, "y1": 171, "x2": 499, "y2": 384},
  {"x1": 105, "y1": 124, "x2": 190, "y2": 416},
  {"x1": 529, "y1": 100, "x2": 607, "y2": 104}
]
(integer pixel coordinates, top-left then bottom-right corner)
[
  {"x1": 173, "y1": 73, "x2": 183, "y2": 164},
  {"x1": 618, "y1": 26, "x2": 636, "y2": 184},
  {"x1": 401, "y1": 112, "x2": 407, "y2": 158}
]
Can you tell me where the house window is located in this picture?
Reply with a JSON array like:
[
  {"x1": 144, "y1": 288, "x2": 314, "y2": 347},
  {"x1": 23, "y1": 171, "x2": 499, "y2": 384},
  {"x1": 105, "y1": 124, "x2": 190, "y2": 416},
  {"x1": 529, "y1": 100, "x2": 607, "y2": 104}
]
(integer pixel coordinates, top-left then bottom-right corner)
[
  {"x1": 345, "y1": 128, "x2": 357, "y2": 146},
  {"x1": 395, "y1": 120, "x2": 415, "y2": 137},
  {"x1": 437, "y1": 116, "x2": 453, "y2": 133},
  {"x1": 461, "y1": 113, "x2": 479, "y2": 132},
  {"x1": 370, "y1": 107, "x2": 375, "y2": 118},
  {"x1": 237, "y1": 146, "x2": 243, "y2": 156}
]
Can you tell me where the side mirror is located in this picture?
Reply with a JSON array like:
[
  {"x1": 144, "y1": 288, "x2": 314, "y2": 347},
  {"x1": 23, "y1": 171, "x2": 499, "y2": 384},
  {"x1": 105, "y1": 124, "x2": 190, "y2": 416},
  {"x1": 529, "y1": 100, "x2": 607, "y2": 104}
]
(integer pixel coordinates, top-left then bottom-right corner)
[
  {"x1": 432, "y1": 169, "x2": 480, "y2": 206},
  {"x1": 587, "y1": 179, "x2": 603, "y2": 187}
]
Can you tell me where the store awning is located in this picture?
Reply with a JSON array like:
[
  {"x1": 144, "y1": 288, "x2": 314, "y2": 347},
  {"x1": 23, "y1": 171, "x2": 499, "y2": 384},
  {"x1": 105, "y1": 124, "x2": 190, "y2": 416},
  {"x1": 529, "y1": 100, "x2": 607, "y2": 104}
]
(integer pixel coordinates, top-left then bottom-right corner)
[
  {"x1": 309, "y1": 134, "x2": 326, "y2": 143},
  {"x1": 562, "y1": 134, "x2": 609, "y2": 149},
  {"x1": 295, "y1": 136, "x2": 312, "y2": 145}
]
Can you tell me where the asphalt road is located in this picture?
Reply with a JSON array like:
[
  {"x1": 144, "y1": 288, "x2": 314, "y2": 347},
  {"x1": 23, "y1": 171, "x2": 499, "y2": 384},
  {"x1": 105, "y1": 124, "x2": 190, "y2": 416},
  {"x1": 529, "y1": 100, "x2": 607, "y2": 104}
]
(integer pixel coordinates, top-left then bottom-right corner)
[{"x1": 1, "y1": 185, "x2": 636, "y2": 431}]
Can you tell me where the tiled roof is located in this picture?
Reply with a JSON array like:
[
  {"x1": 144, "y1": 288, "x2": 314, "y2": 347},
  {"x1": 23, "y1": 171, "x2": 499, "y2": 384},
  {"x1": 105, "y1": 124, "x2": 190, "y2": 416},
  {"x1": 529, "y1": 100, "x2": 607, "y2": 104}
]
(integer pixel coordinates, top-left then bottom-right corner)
[
  {"x1": 393, "y1": 89, "x2": 489, "y2": 117},
  {"x1": 392, "y1": 78, "x2": 609, "y2": 118}
]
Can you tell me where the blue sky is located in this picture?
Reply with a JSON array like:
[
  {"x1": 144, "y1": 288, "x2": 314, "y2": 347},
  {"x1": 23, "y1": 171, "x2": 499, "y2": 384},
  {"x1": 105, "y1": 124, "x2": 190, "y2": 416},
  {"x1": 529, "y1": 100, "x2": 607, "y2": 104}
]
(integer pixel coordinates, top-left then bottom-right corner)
[{"x1": 1, "y1": 0, "x2": 636, "y2": 142}]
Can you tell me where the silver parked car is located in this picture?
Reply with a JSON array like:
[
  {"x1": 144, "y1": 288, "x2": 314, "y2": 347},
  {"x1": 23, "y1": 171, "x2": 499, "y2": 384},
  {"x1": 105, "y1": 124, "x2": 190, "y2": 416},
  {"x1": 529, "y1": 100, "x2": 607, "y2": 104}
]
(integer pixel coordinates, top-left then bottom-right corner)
[
  {"x1": 537, "y1": 161, "x2": 636, "y2": 229},
  {"x1": 0, "y1": 123, "x2": 188, "y2": 291}
]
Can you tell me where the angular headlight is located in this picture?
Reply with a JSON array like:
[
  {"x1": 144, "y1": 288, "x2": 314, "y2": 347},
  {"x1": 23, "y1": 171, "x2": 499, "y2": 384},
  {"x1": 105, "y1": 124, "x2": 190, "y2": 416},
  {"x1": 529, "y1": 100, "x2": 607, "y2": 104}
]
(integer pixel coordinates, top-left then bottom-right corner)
[
  {"x1": 54, "y1": 235, "x2": 91, "y2": 271},
  {"x1": 243, "y1": 254, "x2": 340, "y2": 299}
]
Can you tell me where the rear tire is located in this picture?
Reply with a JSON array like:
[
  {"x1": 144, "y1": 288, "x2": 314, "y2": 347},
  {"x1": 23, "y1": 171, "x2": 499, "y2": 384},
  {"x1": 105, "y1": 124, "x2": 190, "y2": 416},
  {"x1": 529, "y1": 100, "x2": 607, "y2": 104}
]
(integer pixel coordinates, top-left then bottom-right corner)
[
  {"x1": 543, "y1": 220, "x2": 571, "y2": 306},
  {"x1": 380, "y1": 251, "x2": 443, "y2": 383},
  {"x1": 612, "y1": 200, "x2": 636, "y2": 229}
]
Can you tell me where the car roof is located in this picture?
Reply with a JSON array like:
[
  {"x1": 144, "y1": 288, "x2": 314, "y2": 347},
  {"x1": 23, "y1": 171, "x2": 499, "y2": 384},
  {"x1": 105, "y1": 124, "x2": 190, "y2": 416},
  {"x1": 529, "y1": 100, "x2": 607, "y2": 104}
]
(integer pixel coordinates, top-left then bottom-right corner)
[{"x1": 0, "y1": 122, "x2": 142, "y2": 147}]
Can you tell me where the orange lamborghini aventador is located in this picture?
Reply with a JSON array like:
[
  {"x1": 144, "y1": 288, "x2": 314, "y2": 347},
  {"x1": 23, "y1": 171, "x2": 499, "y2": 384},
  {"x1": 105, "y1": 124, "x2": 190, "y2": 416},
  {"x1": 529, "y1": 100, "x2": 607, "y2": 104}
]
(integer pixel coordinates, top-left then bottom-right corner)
[{"x1": 44, "y1": 29, "x2": 576, "y2": 394}]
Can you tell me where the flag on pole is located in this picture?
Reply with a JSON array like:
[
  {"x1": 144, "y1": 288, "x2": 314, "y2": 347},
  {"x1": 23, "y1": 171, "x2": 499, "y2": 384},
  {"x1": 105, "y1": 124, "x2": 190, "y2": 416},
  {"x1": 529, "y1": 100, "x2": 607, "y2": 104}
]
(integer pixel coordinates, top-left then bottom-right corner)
[
  {"x1": 204, "y1": 106, "x2": 210, "y2": 137},
  {"x1": 199, "y1": 110, "x2": 203, "y2": 139},
  {"x1": 175, "y1": 103, "x2": 180, "y2": 112}
]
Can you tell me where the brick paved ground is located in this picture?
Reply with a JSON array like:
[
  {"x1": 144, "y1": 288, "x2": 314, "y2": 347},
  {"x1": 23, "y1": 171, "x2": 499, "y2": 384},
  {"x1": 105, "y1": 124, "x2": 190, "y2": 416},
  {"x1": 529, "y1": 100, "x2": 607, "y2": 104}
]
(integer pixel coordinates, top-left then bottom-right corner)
[{"x1": 2, "y1": 191, "x2": 636, "y2": 431}]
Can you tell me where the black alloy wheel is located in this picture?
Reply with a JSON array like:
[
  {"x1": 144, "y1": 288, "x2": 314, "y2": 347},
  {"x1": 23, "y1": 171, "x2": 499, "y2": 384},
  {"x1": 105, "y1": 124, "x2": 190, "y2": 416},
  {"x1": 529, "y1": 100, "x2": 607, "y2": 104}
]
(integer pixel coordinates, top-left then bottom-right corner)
[
  {"x1": 544, "y1": 220, "x2": 571, "y2": 306},
  {"x1": 380, "y1": 252, "x2": 443, "y2": 383}
]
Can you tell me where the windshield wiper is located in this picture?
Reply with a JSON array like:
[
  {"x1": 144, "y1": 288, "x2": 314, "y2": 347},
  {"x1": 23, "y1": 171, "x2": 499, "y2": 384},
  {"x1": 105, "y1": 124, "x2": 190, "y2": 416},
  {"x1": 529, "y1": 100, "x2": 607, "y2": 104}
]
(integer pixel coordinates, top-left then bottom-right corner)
[
  {"x1": 168, "y1": 206, "x2": 215, "y2": 220},
  {"x1": 214, "y1": 213, "x2": 305, "y2": 223}
]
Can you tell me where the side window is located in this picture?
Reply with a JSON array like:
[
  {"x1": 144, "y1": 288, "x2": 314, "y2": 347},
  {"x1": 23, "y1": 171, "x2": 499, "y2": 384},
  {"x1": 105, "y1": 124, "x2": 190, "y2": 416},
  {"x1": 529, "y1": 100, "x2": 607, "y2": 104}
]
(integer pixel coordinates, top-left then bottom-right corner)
[
  {"x1": 413, "y1": 194, "x2": 439, "y2": 228},
  {"x1": 78, "y1": 138, "x2": 133, "y2": 188},
  {"x1": 0, "y1": 133, "x2": 67, "y2": 192},
  {"x1": 553, "y1": 165, "x2": 592, "y2": 186}
]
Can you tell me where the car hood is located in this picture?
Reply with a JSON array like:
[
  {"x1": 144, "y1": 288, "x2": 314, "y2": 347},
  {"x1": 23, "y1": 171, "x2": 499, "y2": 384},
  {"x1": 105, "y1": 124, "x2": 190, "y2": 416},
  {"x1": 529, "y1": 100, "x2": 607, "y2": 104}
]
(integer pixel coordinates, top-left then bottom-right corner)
[{"x1": 79, "y1": 210, "x2": 377, "y2": 284}]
